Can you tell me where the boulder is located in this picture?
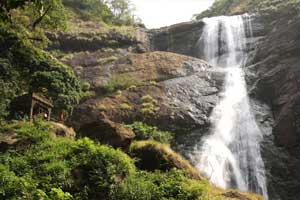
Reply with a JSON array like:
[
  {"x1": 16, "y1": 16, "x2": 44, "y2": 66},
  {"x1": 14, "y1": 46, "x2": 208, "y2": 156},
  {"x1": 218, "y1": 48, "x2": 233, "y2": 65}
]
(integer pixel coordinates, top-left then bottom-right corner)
[
  {"x1": 78, "y1": 113, "x2": 135, "y2": 149},
  {"x1": 0, "y1": 132, "x2": 18, "y2": 152},
  {"x1": 50, "y1": 122, "x2": 76, "y2": 138},
  {"x1": 129, "y1": 140, "x2": 202, "y2": 180}
]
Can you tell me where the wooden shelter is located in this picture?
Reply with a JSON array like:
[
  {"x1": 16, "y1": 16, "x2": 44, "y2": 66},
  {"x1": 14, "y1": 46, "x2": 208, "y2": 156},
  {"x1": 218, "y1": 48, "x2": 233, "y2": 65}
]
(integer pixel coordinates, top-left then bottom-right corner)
[{"x1": 10, "y1": 93, "x2": 54, "y2": 121}]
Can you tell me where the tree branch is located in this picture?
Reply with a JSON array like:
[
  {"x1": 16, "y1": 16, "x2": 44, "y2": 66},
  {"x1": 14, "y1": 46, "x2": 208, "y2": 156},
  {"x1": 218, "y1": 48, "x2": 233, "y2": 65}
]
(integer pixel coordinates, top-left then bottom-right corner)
[{"x1": 32, "y1": 5, "x2": 51, "y2": 30}]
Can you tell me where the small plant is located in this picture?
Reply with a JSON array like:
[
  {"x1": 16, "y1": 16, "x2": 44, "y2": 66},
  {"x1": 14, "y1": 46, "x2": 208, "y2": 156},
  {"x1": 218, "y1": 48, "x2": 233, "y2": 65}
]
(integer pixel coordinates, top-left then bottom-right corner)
[
  {"x1": 127, "y1": 85, "x2": 137, "y2": 91},
  {"x1": 120, "y1": 103, "x2": 132, "y2": 110},
  {"x1": 80, "y1": 91, "x2": 96, "y2": 102},
  {"x1": 149, "y1": 81, "x2": 158, "y2": 86},
  {"x1": 81, "y1": 81, "x2": 91, "y2": 92},
  {"x1": 97, "y1": 104, "x2": 107, "y2": 111},
  {"x1": 116, "y1": 90, "x2": 122, "y2": 96},
  {"x1": 141, "y1": 95, "x2": 153, "y2": 103},
  {"x1": 140, "y1": 95, "x2": 159, "y2": 115},
  {"x1": 97, "y1": 56, "x2": 118, "y2": 65}
]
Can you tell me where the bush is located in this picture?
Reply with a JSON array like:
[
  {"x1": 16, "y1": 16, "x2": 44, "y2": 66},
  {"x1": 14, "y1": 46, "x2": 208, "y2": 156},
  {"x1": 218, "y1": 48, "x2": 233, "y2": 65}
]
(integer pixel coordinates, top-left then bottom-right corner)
[
  {"x1": 0, "y1": 25, "x2": 82, "y2": 118},
  {"x1": 126, "y1": 122, "x2": 173, "y2": 143},
  {"x1": 120, "y1": 103, "x2": 132, "y2": 110},
  {"x1": 104, "y1": 74, "x2": 139, "y2": 93},
  {"x1": 140, "y1": 95, "x2": 159, "y2": 115},
  {"x1": 0, "y1": 121, "x2": 136, "y2": 200},
  {"x1": 111, "y1": 170, "x2": 207, "y2": 200}
]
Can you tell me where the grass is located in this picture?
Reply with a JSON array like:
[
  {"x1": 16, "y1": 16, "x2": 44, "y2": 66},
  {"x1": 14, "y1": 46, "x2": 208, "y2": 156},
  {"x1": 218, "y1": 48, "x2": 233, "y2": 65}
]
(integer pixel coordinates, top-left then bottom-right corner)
[{"x1": 104, "y1": 74, "x2": 141, "y2": 93}]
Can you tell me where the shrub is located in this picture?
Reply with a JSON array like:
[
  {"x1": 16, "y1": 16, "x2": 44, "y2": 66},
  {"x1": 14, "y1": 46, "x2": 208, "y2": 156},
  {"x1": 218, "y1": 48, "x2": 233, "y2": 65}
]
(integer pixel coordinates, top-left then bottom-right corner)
[
  {"x1": 126, "y1": 122, "x2": 173, "y2": 143},
  {"x1": 120, "y1": 103, "x2": 132, "y2": 110},
  {"x1": 140, "y1": 95, "x2": 159, "y2": 115},
  {"x1": 0, "y1": 26, "x2": 82, "y2": 118},
  {"x1": 104, "y1": 74, "x2": 140, "y2": 93},
  {"x1": 49, "y1": 188, "x2": 72, "y2": 200},
  {"x1": 0, "y1": 121, "x2": 136, "y2": 200},
  {"x1": 111, "y1": 170, "x2": 207, "y2": 200},
  {"x1": 81, "y1": 81, "x2": 91, "y2": 92}
]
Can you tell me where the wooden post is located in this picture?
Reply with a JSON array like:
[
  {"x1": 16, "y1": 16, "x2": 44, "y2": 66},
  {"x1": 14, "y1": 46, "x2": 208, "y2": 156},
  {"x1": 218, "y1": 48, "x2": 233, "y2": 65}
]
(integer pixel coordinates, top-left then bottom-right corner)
[
  {"x1": 47, "y1": 108, "x2": 51, "y2": 121},
  {"x1": 30, "y1": 101, "x2": 35, "y2": 122}
]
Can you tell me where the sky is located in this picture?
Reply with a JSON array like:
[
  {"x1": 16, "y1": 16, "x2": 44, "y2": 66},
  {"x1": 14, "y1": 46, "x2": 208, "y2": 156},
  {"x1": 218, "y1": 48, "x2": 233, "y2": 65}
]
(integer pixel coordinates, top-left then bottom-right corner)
[{"x1": 131, "y1": 0, "x2": 215, "y2": 29}]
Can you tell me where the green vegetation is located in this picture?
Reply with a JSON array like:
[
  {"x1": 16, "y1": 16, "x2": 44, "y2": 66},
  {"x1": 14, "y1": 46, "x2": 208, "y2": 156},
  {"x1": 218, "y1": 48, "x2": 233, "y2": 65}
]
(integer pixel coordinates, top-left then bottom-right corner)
[
  {"x1": 195, "y1": 0, "x2": 300, "y2": 19},
  {"x1": 129, "y1": 141, "x2": 202, "y2": 181},
  {"x1": 120, "y1": 103, "x2": 132, "y2": 110},
  {"x1": 1, "y1": 0, "x2": 67, "y2": 30},
  {"x1": 0, "y1": 120, "x2": 260, "y2": 200},
  {"x1": 97, "y1": 56, "x2": 118, "y2": 65},
  {"x1": 111, "y1": 169, "x2": 207, "y2": 200},
  {"x1": 140, "y1": 95, "x2": 159, "y2": 115},
  {"x1": 0, "y1": 25, "x2": 81, "y2": 118},
  {"x1": 104, "y1": 74, "x2": 140, "y2": 93},
  {"x1": 63, "y1": 0, "x2": 138, "y2": 26},
  {"x1": 126, "y1": 122, "x2": 173, "y2": 143},
  {"x1": 0, "y1": 120, "x2": 135, "y2": 200}
]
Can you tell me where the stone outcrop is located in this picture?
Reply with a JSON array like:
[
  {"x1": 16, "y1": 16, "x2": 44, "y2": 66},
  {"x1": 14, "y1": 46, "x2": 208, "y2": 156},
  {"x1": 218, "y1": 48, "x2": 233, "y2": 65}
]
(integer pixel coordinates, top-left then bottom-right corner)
[
  {"x1": 47, "y1": 22, "x2": 149, "y2": 53},
  {"x1": 129, "y1": 140, "x2": 202, "y2": 180},
  {"x1": 78, "y1": 113, "x2": 135, "y2": 149},
  {"x1": 69, "y1": 51, "x2": 223, "y2": 136}
]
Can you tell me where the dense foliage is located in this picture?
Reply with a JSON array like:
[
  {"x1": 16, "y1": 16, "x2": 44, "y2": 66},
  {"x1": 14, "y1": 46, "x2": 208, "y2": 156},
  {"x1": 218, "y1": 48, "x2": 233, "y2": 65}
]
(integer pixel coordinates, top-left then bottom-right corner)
[
  {"x1": 0, "y1": 24, "x2": 81, "y2": 118},
  {"x1": 0, "y1": 121, "x2": 210, "y2": 200},
  {"x1": 126, "y1": 122, "x2": 174, "y2": 144},
  {"x1": 63, "y1": 0, "x2": 137, "y2": 25},
  {"x1": 195, "y1": 0, "x2": 300, "y2": 19}
]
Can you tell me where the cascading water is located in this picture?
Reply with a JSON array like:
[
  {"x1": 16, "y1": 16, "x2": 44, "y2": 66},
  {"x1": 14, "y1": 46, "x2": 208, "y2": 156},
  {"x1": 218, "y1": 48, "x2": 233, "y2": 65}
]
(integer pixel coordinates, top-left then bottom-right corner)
[{"x1": 191, "y1": 15, "x2": 269, "y2": 199}]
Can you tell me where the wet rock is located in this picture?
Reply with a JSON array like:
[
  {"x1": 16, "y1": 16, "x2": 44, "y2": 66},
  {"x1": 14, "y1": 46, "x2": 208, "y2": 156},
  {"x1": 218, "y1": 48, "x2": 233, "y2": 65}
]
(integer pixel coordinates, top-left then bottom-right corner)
[
  {"x1": 248, "y1": 12, "x2": 300, "y2": 200},
  {"x1": 150, "y1": 16, "x2": 265, "y2": 59},
  {"x1": 150, "y1": 21, "x2": 205, "y2": 57}
]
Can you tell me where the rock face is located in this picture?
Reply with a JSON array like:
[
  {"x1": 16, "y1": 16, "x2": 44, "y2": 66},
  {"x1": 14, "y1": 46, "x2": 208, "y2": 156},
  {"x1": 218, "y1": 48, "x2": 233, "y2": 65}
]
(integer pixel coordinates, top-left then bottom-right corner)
[
  {"x1": 150, "y1": 21, "x2": 205, "y2": 57},
  {"x1": 47, "y1": 26, "x2": 149, "y2": 53},
  {"x1": 150, "y1": 16, "x2": 266, "y2": 59},
  {"x1": 248, "y1": 12, "x2": 300, "y2": 200},
  {"x1": 69, "y1": 51, "x2": 223, "y2": 137}
]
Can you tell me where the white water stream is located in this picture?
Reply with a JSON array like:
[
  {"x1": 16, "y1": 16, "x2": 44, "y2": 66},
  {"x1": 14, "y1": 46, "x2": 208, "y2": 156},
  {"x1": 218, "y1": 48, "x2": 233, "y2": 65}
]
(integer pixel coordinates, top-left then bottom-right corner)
[{"x1": 192, "y1": 15, "x2": 268, "y2": 199}]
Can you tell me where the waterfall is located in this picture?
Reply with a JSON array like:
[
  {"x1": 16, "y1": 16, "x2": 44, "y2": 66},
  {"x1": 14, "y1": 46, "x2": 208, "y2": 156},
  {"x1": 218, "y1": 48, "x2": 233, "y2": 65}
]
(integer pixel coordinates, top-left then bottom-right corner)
[{"x1": 192, "y1": 15, "x2": 269, "y2": 199}]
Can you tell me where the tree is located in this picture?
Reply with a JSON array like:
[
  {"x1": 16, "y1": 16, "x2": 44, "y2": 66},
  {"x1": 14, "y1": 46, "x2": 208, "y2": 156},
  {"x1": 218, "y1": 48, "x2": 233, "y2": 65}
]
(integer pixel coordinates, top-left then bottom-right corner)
[
  {"x1": 0, "y1": 0, "x2": 67, "y2": 30},
  {"x1": 106, "y1": 0, "x2": 135, "y2": 25}
]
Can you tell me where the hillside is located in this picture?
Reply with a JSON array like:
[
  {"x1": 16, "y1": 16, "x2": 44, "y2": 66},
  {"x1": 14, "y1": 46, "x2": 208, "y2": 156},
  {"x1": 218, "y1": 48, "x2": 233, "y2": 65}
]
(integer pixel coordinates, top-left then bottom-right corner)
[{"x1": 1, "y1": 0, "x2": 300, "y2": 200}]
